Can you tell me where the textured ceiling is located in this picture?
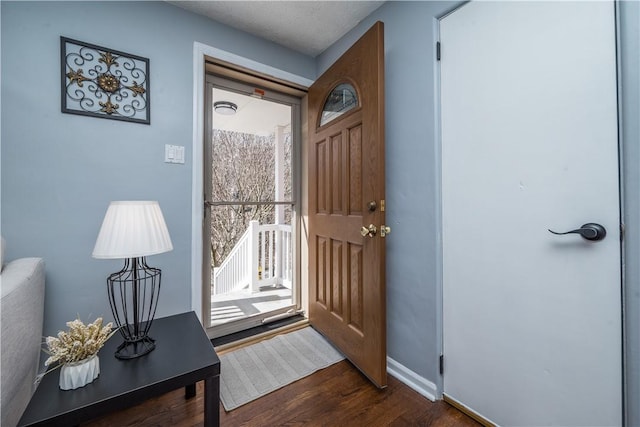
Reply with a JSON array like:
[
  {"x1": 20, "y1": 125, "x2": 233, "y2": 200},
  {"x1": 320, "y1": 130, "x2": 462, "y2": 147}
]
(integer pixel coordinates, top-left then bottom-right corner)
[{"x1": 169, "y1": 1, "x2": 385, "y2": 56}]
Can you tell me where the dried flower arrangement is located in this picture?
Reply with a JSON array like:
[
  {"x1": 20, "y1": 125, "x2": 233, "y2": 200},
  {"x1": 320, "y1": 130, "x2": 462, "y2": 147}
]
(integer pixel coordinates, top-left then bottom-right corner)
[{"x1": 38, "y1": 317, "x2": 117, "y2": 384}]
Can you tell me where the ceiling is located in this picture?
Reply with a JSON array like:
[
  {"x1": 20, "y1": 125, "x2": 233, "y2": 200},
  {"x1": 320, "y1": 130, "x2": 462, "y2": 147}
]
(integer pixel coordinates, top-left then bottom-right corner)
[
  {"x1": 169, "y1": 1, "x2": 385, "y2": 56},
  {"x1": 212, "y1": 87, "x2": 291, "y2": 136}
]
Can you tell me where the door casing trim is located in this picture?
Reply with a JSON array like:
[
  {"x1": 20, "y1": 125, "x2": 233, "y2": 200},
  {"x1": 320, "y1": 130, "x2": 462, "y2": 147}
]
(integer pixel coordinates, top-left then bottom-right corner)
[{"x1": 191, "y1": 41, "x2": 313, "y2": 321}]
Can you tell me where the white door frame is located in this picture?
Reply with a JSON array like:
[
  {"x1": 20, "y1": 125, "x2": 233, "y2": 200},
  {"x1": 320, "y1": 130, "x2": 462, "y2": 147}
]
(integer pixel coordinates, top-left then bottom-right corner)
[{"x1": 190, "y1": 42, "x2": 313, "y2": 321}]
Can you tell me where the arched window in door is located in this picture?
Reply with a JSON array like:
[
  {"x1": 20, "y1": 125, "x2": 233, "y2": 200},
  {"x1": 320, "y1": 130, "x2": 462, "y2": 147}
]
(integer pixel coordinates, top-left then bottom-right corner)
[{"x1": 319, "y1": 82, "x2": 358, "y2": 127}]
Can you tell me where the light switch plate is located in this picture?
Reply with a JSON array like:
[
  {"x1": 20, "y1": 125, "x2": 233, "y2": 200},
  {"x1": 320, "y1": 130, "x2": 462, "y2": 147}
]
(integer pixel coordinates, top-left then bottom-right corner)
[{"x1": 165, "y1": 144, "x2": 185, "y2": 164}]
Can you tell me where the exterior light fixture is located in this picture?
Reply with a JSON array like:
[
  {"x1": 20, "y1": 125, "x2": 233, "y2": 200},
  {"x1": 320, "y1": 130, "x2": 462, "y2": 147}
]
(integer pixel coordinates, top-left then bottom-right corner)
[{"x1": 214, "y1": 101, "x2": 237, "y2": 115}]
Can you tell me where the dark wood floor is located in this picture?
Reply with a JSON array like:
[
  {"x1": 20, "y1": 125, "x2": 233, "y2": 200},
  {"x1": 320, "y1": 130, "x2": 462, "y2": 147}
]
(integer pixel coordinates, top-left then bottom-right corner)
[{"x1": 85, "y1": 360, "x2": 480, "y2": 426}]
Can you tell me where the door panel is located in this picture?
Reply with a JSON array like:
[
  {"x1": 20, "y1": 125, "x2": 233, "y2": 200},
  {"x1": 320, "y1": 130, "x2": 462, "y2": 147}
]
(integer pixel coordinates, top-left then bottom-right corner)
[
  {"x1": 441, "y1": 2, "x2": 621, "y2": 425},
  {"x1": 308, "y1": 22, "x2": 386, "y2": 387}
]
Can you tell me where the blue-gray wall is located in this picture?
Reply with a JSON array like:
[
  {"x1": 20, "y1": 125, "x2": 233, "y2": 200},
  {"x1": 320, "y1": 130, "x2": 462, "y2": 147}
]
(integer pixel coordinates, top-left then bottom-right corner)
[
  {"x1": 0, "y1": 1, "x2": 314, "y2": 337},
  {"x1": 620, "y1": 1, "x2": 640, "y2": 425}
]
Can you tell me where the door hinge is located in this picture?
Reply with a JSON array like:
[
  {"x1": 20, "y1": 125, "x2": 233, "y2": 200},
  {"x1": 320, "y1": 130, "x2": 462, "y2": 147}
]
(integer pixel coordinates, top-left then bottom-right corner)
[
  {"x1": 439, "y1": 354, "x2": 444, "y2": 375},
  {"x1": 620, "y1": 223, "x2": 625, "y2": 242},
  {"x1": 436, "y1": 42, "x2": 441, "y2": 61},
  {"x1": 380, "y1": 199, "x2": 385, "y2": 212}
]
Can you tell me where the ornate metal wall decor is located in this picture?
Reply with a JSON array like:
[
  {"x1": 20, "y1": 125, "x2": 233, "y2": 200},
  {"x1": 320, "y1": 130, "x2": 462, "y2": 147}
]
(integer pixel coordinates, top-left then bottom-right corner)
[{"x1": 61, "y1": 37, "x2": 150, "y2": 124}]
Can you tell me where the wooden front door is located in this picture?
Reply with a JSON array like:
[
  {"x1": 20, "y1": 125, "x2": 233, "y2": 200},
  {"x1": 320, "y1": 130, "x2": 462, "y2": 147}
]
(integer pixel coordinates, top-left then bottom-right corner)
[{"x1": 308, "y1": 22, "x2": 387, "y2": 387}]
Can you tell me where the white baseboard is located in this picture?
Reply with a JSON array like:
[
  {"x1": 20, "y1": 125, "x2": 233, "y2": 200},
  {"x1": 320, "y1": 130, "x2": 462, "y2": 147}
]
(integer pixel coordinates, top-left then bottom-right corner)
[{"x1": 387, "y1": 357, "x2": 438, "y2": 402}]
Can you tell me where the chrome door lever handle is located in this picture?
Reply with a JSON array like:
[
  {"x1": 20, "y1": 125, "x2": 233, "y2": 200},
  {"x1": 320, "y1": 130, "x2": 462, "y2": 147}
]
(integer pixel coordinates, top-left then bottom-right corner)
[{"x1": 548, "y1": 223, "x2": 606, "y2": 241}]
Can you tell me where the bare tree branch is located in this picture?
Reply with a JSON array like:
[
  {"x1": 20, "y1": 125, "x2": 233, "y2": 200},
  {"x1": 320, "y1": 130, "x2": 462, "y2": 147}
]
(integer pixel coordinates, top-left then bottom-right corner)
[{"x1": 209, "y1": 129, "x2": 292, "y2": 269}]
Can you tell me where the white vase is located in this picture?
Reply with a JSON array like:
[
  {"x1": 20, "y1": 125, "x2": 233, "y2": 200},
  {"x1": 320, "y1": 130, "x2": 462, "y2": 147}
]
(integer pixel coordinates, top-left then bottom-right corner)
[{"x1": 59, "y1": 354, "x2": 100, "y2": 390}]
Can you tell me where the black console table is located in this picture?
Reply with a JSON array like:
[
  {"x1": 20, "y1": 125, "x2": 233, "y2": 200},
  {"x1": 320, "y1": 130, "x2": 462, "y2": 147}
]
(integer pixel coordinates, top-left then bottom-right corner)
[{"x1": 18, "y1": 311, "x2": 220, "y2": 427}]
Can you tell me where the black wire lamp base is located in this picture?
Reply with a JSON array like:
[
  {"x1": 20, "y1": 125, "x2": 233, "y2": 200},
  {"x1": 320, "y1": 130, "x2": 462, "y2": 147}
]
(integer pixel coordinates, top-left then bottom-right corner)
[
  {"x1": 114, "y1": 336, "x2": 156, "y2": 360},
  {"x1": 107, "y1": 256, "x2": 161, "y2": 360}
]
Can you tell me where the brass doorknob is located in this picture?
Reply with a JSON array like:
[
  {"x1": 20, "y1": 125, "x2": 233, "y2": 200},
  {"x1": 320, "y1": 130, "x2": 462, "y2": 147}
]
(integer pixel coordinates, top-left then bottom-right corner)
[
  {"x1": 380, "y1": 225, "x2": 391, "y2": 237},
  {"x1": 360, "y1": 224, "x2": 377, "y2": 237}
]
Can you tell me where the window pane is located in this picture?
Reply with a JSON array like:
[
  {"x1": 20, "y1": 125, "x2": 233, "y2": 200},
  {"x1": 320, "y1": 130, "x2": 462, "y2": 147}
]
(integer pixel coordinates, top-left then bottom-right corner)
[
  {"x1": 209, "y1": 204, "x2": 294, "y2": 326},
  {"x1": 211, "y1": 88, "x2": 292, "y2": 203},
  {"x1": 319, "y1": 83, "x2": 358, "y2": 126}
]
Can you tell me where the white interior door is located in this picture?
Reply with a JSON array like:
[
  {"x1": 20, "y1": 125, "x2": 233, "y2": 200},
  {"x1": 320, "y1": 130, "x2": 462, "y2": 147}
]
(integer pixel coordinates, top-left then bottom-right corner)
[{"x1": 441, "y1": 2, "x2": 621, "y2": 426}]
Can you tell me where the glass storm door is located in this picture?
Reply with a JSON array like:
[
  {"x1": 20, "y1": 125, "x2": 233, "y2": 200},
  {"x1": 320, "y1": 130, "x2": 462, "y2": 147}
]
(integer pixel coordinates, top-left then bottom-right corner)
[{"x1": 204, "y1": 75, "x2": 301, "y2": 338}]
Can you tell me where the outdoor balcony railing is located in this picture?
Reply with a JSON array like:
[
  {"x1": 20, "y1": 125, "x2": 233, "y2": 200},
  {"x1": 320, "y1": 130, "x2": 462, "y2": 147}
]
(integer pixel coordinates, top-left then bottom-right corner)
[{"x1": 213, "y1": 220, "x2": 292, "y2": 296}]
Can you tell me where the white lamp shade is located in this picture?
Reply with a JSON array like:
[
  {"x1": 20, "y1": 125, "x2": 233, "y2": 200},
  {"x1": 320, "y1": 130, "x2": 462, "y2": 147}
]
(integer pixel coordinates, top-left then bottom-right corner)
[{"x1": 92, "y1": 201, "x2": 173, "y2": 259}]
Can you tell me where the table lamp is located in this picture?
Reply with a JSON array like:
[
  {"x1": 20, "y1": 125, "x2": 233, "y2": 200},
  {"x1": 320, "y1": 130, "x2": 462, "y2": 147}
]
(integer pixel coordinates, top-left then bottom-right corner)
[{"x1": 92, "y1": 201, "x2": 173, "y2": 359}]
